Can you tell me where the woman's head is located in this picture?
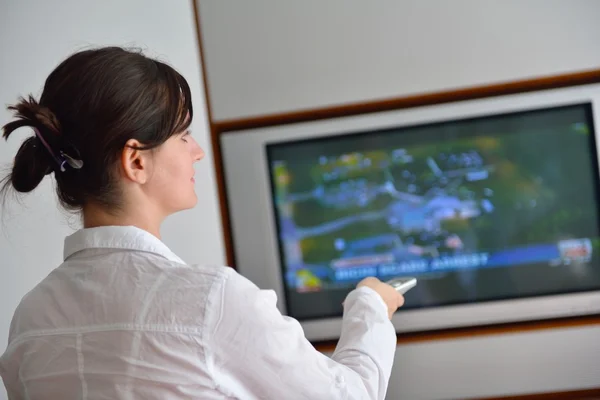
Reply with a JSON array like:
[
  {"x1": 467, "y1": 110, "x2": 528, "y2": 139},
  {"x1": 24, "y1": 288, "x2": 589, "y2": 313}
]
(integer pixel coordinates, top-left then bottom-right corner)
[{"x1": 1, "y1": 47, "x2": 204, "y2": 227}]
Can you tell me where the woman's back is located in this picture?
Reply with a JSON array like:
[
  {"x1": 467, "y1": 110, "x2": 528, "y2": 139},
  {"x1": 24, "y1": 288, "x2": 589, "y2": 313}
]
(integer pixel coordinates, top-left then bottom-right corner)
[{"x1": 2, "y1": 226, "x2": 228, "y2": 398}]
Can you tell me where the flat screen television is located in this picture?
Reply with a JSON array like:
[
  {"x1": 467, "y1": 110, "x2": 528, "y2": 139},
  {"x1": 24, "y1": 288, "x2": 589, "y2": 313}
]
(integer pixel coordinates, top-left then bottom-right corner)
[{"x1": 221, "y1": 83, "x2": 600, "y2": 342}]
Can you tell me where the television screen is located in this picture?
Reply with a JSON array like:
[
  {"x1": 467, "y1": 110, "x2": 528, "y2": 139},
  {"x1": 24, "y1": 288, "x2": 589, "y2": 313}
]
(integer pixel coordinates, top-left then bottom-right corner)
[{"x1": 266, "y1": 103, "x2": 600, "y2": 321}]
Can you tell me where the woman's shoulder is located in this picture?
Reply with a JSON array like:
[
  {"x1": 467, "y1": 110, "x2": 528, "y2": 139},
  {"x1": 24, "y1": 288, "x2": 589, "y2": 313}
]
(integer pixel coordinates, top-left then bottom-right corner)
[
  {"x1": 167, "y1": 264, "x2": 268, "y2": 305},
  {"x1": 154, "y1": 264, "x2": 274, "y2": 332},
  {"x1": 162, "y1": 263, "x2": 238, "y2": 286}
]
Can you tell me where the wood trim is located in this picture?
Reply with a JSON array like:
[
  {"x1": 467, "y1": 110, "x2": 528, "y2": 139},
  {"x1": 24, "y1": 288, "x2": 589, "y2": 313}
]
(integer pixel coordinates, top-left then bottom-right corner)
[
  {"x1": 191, "y1": 0, "x2": 236, "y2": 268},
  {"x1": 482, "y1": 387, "x2": 600, "y2": 400},
  {"x1": 313, "y1": 314, "x2": 600, "y2": 352},
  {"x1": 214, "y1": 68, "x2": 600, "y2": 134}
]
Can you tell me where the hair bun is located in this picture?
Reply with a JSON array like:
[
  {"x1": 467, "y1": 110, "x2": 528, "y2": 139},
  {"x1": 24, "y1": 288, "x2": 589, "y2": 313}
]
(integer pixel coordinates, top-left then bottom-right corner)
[
  {"x1": 1, "y1": 96, "x2": 61, "y2": 194},
  {"x1": 9, "y1": 137, "x2": 53, "y2": 192}
]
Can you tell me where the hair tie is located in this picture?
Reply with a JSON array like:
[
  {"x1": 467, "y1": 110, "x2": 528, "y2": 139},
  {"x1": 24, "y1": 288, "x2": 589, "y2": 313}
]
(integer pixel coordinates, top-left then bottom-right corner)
[{"x1": 32, "y1": 127, "x2": 84, "y2": 172}]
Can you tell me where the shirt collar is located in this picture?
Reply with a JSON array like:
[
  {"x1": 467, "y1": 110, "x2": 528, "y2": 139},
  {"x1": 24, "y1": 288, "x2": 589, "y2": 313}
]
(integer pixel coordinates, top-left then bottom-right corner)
[{"x1": 63, "y1": 225, "x2": 185, "y2": 264}]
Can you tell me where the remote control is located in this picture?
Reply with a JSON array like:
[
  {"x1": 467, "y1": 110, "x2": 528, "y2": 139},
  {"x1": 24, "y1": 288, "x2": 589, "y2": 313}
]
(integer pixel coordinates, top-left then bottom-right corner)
[{"x1": 385, "y1": 277, "x2": 417, "y2": 294}]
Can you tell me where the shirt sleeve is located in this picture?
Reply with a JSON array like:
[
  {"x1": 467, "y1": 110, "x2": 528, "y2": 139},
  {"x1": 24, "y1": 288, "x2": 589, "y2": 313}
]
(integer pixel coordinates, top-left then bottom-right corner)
[{"x1": 206, "y1": 269, "x2": 397, "y2": 400}]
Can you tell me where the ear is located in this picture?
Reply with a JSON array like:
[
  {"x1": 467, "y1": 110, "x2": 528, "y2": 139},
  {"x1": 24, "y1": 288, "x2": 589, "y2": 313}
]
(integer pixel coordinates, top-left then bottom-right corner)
[{"x1": 121, "y1": 139, "x2": 150, "y2": 184}]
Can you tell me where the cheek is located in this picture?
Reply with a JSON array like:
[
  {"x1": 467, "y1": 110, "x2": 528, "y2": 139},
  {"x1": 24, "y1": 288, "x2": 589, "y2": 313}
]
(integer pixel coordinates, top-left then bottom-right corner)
[
  {"x1": 163, "y1": 159, "x2": 194, "y2": 191},
  {"x1": 149, "y1": 160, "x2": 183, "y2": 189},
  {"x1": 146, "y1": 144, "x2": 196, "y2": 203}
]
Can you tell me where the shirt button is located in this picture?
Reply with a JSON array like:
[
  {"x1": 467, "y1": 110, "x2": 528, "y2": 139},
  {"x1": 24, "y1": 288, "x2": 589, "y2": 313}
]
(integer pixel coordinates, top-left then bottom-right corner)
[{"x1": 335, "y1": 375, "x2": 345, "y2": 388}]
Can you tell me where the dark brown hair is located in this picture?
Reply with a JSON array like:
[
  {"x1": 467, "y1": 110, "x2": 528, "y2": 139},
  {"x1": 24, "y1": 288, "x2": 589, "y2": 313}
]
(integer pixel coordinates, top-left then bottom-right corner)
[{"x1": 1, "y1": 46, "x2": 193, "y2": 211}]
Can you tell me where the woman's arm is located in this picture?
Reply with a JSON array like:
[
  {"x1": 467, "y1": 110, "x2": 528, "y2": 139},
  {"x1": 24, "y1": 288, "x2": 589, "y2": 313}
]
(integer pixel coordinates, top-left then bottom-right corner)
[{"x1": 206, "y1": 269, "x2": 398, "y2": 400}]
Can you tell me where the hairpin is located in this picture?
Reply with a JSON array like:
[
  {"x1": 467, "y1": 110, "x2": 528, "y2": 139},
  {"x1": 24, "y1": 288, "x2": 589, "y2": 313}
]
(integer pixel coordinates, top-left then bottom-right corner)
[{"x1": 32, "y1": 127, "x2": 84, "y2": 172}]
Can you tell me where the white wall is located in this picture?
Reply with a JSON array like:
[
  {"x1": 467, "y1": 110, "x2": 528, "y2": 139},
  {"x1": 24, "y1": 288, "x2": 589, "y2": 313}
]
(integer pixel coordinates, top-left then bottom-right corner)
[
  {"x1": 197, "y1": 1, "x2": 600, "y2": 399},
  {"x1": 0, "y1": 1, "x2": 225, "y2": 398},
  {"x1": 198, "y1": 0, "x2": 600, "y2": 121}
]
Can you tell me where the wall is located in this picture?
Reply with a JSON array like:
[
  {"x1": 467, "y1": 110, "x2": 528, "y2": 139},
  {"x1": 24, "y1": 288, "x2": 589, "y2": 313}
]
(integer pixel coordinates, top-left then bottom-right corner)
[
  {"x1": 199, "y1": 0, "x2": 600, "y2": 122},
  {"x1": 0, "y1": 1, "x2": 224, "y2": 398},
  {"x1": 197, "y1": 1, "x2": 600, "y2": 399}
]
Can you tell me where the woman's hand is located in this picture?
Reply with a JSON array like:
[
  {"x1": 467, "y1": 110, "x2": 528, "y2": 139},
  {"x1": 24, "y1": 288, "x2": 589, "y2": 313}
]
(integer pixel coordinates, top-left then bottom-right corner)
[{"x1": 357, "y1": 277, "x2": 405, "y2": 319}]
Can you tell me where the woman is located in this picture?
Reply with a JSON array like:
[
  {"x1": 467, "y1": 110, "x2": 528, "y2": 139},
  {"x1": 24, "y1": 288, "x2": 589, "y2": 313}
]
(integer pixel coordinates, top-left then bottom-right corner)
[{"x1": 0, "y1": 47, "x2": 404, "y2": 399}]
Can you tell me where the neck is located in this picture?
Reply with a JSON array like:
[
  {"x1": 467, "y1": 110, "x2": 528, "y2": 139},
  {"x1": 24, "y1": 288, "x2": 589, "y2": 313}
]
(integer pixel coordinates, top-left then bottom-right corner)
[{"x1": 82, "y1": 203, "x2": 164, "y2": 239}]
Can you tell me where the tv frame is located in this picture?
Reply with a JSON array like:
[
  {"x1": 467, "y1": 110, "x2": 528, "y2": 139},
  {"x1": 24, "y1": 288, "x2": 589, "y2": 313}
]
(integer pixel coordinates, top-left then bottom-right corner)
[{"x1": 215, "y1": 72, "x2": 600, "y2": 343}]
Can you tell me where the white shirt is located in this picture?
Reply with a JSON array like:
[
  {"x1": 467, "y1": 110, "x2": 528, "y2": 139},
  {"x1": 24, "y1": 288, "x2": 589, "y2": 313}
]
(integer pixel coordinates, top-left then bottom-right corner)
[{"x1": 0, "y1": 226, "x2": 397, "y2": 399}]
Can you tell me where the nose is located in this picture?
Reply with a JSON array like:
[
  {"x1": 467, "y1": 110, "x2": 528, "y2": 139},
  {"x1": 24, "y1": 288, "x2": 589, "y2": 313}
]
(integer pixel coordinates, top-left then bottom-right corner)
[{"x1": 193, "y1": 143, "x2": 205, "y2": 162}]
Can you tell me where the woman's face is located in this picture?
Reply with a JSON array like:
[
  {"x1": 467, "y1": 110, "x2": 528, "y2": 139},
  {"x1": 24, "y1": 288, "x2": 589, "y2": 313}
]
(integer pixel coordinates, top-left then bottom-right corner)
[{"x1": 144, "y1": 130, "x2": 205, "y2": 215}]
